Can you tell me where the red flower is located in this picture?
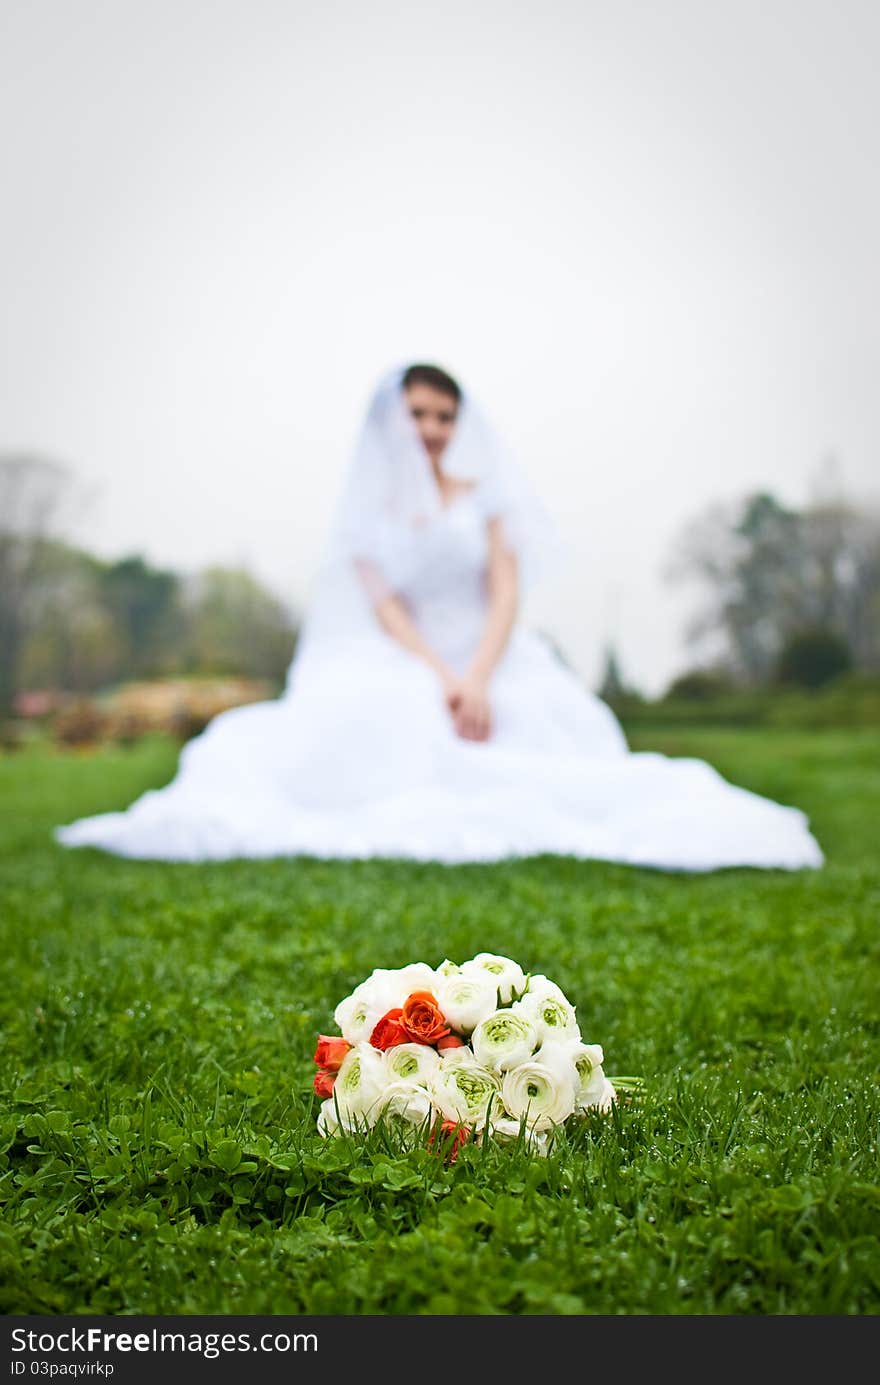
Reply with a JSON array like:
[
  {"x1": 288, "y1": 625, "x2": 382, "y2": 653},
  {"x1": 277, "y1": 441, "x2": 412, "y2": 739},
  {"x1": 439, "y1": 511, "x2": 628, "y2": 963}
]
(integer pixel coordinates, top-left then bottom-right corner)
[
  {"x1": 428, "y1": 1120, "x2": 471, "y2": 1164},
  {"x1": 401, "y1": 991, "x2": 450, "y2": 1046},
  {"x1": 436, "y1": 1033, "x2": 465, "y2": 1051},
  {"x1": 370, "y1": 1008, "x2": 409, "y2": 1050},
  {"x1": 313, "y1": 1035, "x2": 351, "y2": 1071},
  {"x1": 313, "y1": 1069, "x2": 336, "y2": 1099}
]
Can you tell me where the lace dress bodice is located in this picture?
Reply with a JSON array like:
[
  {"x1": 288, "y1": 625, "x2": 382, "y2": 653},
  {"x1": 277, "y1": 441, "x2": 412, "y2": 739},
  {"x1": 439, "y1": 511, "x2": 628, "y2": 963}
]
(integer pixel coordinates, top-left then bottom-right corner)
[{"x1": 396, "y1": 490, "x2": 492, "y2": 669}]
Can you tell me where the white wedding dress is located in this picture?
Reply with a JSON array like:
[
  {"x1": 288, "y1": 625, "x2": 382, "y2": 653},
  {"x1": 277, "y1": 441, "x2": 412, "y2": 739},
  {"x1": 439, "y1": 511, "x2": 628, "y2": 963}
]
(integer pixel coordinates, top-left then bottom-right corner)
[{"x1": 54, "y1": 487, "x2": 825, "y2": 871}]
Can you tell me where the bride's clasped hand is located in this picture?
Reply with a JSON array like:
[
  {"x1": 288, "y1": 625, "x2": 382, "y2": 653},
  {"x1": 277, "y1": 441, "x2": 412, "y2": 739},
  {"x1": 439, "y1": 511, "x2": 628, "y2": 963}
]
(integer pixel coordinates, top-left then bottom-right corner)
[
  {"x1": 53, "y1": 360, "x2": 825, "y2": 870},
  {"x1": 441, "y1": 669, "x2": 493, "y2": 743},
  {"x1": 356, "y1": 378, "x2": 518, "y2": 747}
]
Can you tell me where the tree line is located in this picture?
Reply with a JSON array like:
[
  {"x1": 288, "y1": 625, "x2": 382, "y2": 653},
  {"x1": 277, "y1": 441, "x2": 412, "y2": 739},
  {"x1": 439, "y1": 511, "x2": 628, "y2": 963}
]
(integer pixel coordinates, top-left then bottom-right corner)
[
  {"x1": 3, "y1": 453, "x2": 879, "y2": 721},
  {"x1": 0, "y1": 455, "x2": 298, "y2": 717},
  {"x1": 666, "y1": 488, "x2": 880, "y2": 685},
  {"x1": 600, "y1": 484, "x2": 880, "y2": 701}
]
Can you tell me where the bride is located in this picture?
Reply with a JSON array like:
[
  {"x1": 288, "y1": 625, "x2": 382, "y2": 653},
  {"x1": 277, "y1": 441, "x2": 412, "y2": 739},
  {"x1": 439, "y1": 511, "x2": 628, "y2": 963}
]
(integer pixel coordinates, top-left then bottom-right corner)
[{"x1": 54, "y1": 362, "x2": 825, "y2": 871}]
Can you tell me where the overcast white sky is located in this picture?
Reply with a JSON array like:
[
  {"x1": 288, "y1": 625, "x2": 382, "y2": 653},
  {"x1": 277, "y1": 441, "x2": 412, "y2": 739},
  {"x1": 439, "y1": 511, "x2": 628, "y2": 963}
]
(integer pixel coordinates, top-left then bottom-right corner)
[{"x1": 2, "y1": 0, "x2": 878, "y2": 695}]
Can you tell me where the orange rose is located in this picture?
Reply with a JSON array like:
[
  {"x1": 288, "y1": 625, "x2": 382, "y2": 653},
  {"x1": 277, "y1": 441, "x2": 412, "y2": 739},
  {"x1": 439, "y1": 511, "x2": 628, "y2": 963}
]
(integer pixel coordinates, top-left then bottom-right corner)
[
  {"x1": 370, "y1": 1008, "x2": 409, "y2": 1051},
  {"x1": 313, "y1": 1069, "x2": 336, "y2": 1099},
  {"x1": 401, "y1": 991, "x2": 450, "y2": 1046},
  {"x1": 436, "y1": 1033, "x2": 465, "y2": 1051},
  {"x1": 428, "y1": 1119, "x2": 471, "y2": 1164},
  {"x1": 313, "y1": 1035, "x2": 351, "y2": 1071}
]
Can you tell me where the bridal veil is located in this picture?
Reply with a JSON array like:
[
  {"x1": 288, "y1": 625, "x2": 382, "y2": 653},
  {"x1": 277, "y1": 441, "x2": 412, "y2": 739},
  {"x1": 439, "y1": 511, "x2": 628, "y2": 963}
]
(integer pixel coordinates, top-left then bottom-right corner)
[{"x1": 285, "y1": 362, "x2": 567, "y2": 694}]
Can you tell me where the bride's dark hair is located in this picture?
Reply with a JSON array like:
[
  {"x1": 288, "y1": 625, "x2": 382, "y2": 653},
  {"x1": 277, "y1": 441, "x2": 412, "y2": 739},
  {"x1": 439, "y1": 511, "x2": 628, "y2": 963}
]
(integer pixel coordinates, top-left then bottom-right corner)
[{"x1": 402, "y1": 362, "x2": 462, "y2": 402}]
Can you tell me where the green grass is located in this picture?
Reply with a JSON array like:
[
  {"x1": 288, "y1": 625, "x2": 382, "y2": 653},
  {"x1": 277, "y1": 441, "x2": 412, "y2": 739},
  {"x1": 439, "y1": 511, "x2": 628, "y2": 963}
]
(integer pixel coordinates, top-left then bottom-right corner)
[{"x1": 1, "y1": 728, "x2": 878, "y2": 1315}]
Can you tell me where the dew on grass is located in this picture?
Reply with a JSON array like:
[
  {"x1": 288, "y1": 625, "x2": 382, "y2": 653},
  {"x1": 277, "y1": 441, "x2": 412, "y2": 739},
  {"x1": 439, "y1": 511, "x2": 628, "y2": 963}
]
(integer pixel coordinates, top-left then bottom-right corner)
[{"x1": 5, "y1": 724, "x2": 879, "y2": 1314}]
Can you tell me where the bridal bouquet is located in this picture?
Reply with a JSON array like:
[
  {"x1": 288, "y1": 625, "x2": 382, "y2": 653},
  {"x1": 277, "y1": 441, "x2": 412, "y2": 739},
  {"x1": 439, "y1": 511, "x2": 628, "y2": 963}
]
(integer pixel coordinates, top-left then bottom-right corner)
[{"x1": 312, "y1": 954, "x2": 617, "y2": 1156}]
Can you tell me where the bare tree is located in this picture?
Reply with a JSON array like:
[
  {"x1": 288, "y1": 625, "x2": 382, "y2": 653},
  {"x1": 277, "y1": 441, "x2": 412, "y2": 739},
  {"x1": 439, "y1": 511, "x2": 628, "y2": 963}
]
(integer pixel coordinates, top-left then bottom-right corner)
[
  {"x1": 0, "y1": 454, "x2": 82, "y2": 715},
  {"x1": 663, "y1": 492, "x2": 802, "y2": 684},
  {"x1": 798, "y1": 501, "x2": 880, "y2": 671},
  {"x1": 663, "y1": 485, "x2": 880, "y2": 685},
  {"x1": 597, "y1": 642, "x2": 632, "y2": 701}
]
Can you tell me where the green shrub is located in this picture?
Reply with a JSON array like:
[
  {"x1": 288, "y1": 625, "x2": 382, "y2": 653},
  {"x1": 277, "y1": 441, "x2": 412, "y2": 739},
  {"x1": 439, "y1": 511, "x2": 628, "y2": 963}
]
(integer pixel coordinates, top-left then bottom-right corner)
[{"x1": 774, "y1": 627, "x2": 853, "y2": 689}]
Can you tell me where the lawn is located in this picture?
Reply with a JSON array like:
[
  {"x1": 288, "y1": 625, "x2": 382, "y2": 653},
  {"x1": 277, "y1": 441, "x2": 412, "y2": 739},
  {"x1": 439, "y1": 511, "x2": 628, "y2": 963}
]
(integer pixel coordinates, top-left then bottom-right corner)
[{"x1": 1, "y1": 726, "x2": 878, "y2": 1314}]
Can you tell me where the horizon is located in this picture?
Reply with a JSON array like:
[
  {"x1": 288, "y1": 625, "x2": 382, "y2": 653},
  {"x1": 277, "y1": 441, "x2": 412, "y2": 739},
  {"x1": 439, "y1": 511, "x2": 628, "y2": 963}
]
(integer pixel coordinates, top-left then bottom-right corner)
[{"x1": 2, "y1": 1, "x2": 878, "y2": 697}]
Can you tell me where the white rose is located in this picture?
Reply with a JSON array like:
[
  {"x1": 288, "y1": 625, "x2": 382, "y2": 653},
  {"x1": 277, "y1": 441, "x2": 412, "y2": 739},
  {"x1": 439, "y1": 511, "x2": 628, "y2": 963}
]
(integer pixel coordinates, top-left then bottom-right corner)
[
  {"x1": 383, "y1": 1042, "x2": 440, "y2": 1086},
  {"x1": 532, "y1": 1039, "x2": 580, "y2": 1094},
  {"x1": 334, "y1": 963, "x2": 440, "y2": 1044},
  {"x1": 471, "y1": 1009, "x2": 538, "y2": 1071},
  {"x1": 396, "y1": 962, "x2": 438, "y2": 995},
  {"x1": 316, "y1": 1094, "x2": 365, "y2": 1137},
  {"x1": 435, "y1": 971, "x2": 499, "y2": 1035},
  {"x1": 576, "y1": 1071, "x2": 617, "y2": 1114},
  {"x1": 331, "y1": 1042, "x2": 386, "y2": 1126},
  {"x1": 436, "y1": 1045, "x2": 480, "y2": 1069},
  {"x1": 568, "y1": 1042, "x2": 607, "y2": 1109},
  {"x1": 333, "y1": 993, "x2": 393, "y2": 1046},
  {"x1": 376, "y1": 1080, "x2": 434, "y2": 1126},
  {"x1": 514, "y1": 989, "x2": 581, "y2": 1044},
  {"x1": 435, "y1": 958, "x2": 461, "y2": 978},
  {"x1": 523, "y1": 974, "x2": 568, "y2": 1003},
  {"x1": 349, "y1": 969, "x2": 403, "y2": 1008},
  {"x1": 501, "y1": 1058, "x2": 577, "y2": 1131},
  {"x1": 428, "y1": 1061, "x2": 502, "y2": 1130},
  {"x1": 356, "y1": 963, "x2": 435, "y2": 1007},
  {"x1": 594, "y1": 1077, "x2": 617, "y2": 1113},
  {"x1": 316, "y1": 1098, "x2": 340, "y2": 1138},
  {"x1": 460, "y1": 953, "x2": 526, "y2": 1004},
  {"x1": 484, "y1": 1114, "x2": 553, "y2": 1157}
]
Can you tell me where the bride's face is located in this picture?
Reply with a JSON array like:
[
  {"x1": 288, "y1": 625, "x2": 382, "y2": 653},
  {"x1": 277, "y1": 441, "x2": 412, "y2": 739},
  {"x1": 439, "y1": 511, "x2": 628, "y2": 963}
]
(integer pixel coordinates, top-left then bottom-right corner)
[{"x1": 404, "y1": 382, "x2": 459, "y2": 466}]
